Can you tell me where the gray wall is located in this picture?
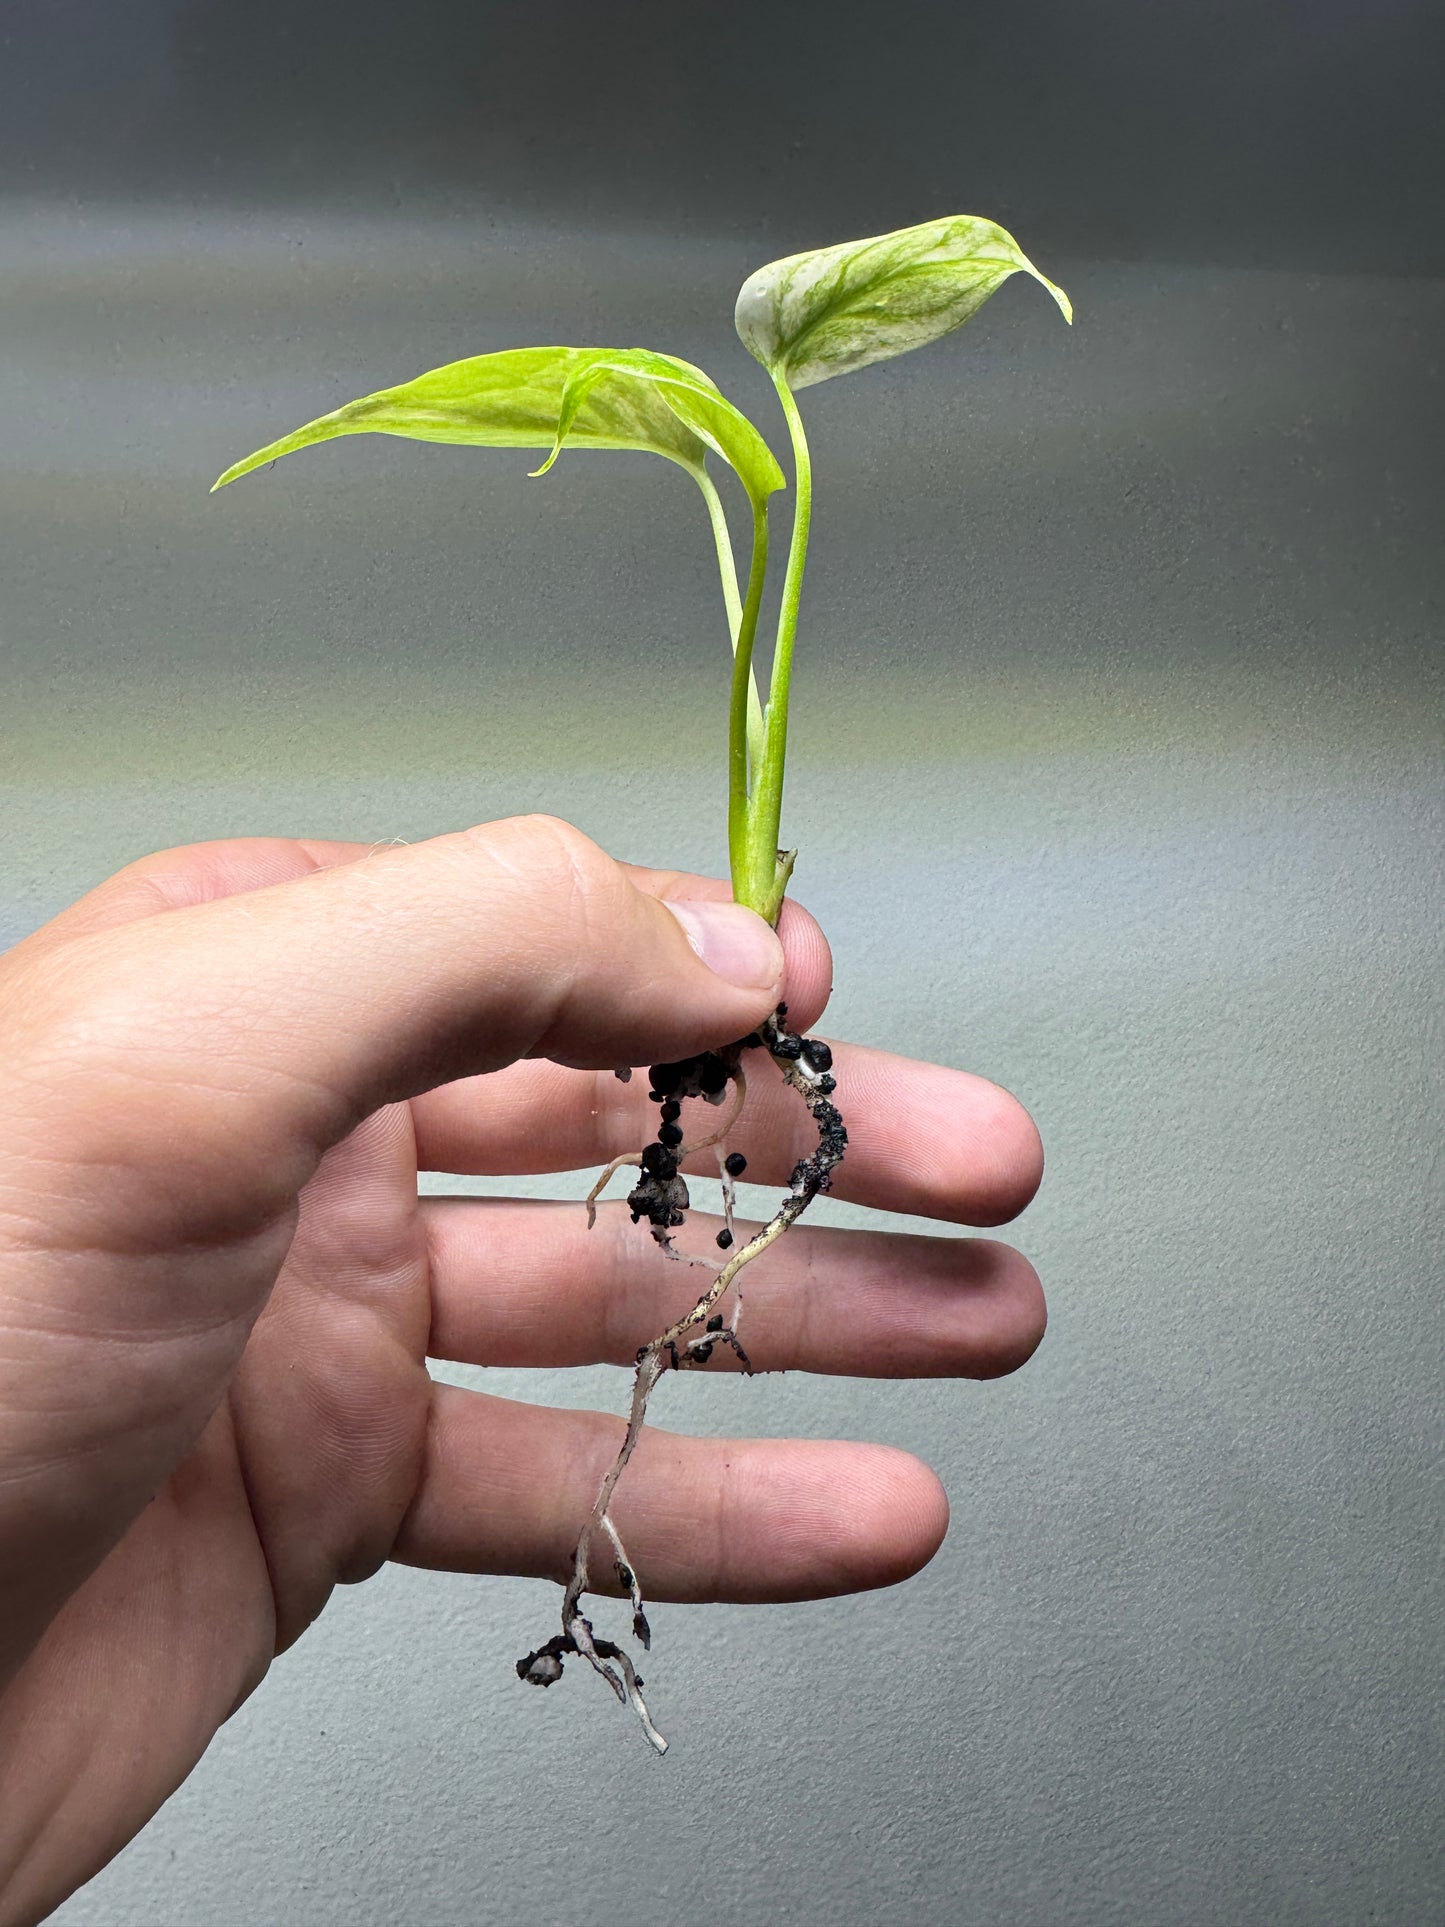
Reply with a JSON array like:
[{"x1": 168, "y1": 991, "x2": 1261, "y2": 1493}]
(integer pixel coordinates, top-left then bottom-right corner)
[{"x1": 3, "y1": 3, "x2": 1442, "y2": 1922}]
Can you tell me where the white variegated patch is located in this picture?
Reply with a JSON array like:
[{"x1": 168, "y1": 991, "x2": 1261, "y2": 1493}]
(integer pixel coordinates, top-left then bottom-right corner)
[{"x1": 736, "y1": 214, "x2": 1071, "y2": 391}]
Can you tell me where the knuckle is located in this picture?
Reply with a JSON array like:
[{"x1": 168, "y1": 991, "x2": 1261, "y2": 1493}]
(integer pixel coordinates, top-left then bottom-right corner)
[
  {"x1": 452, "y1": 816, "x2": 634, "y2": 1057},
  {"x1": 463, "y1": 813, "x2": 610, "y2": 888},
  {"x1": 457, "y1": 815, "x2": 630, "y2": 949},
  {"x1": 108, "y1": 839, "x2": 216, "y2": 890},
  {"x1": 76, "y1": 841, "x2": 237, "y2": 923}
]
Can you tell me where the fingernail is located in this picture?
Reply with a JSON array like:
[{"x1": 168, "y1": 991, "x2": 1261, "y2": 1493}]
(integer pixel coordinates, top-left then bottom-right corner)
[{"x1": 664, "y1": 900, "x2": 784, "y2": 991}]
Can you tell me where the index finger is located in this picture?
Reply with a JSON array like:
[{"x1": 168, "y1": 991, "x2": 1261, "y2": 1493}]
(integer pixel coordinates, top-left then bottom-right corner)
[
  {"x1": 16, "y1": 838, "x2": 833, "y2": 1038},
  {"x1": 411, "y1": 1041, "x2": 1043, "y2": 1229}
]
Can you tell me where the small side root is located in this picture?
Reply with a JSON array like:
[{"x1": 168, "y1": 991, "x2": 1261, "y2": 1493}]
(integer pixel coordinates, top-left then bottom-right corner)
[
  {"x1": 585, "y1": 1152, "x2": 642, "y2": 1229},
  {"x1": 600, "y1": 1511, "x2": 652, "y2": 1648}
]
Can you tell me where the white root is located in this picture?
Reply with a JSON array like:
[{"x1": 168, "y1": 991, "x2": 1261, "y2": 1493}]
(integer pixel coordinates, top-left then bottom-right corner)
[
  {"x1": 585, "y1": 1151, "x2": 641, "y2": 1229},
  {"x1": 531, "y1": 1022, "x2": 844, "y2": 1752}
]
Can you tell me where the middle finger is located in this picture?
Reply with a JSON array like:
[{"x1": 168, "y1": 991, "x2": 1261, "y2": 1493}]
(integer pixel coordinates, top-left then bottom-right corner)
[{"x1": 423, "y1": 1197, "x2": 1046, "y2": 1379}]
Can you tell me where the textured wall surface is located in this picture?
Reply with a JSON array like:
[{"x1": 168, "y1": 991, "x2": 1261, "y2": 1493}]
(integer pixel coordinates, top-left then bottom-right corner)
[
  {"x1": 3, "y1": 196, "x2": 1440, "y2": 1924},
  {"x1": 3, "y1": 16, "x2": 1444, "y2": 1922}
]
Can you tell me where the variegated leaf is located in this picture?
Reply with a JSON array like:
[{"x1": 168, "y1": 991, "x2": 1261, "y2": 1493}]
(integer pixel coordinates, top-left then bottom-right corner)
[
  {"x1": 735, "y1": 215, "x2": 1071, "y2": 391},
  {"x1": 212, "y1": 344, "x2": 765, "y2": 491}
]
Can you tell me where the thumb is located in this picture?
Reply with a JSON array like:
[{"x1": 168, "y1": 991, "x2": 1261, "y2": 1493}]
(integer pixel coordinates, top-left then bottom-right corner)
[{"x1": 5, "y1": 815, "x2": 784, "y2": 1230}]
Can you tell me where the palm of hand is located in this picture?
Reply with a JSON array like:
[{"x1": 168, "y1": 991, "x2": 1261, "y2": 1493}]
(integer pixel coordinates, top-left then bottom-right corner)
[{"x1": 1, "y1": 1105, "x2": 433, "y2": 1860}]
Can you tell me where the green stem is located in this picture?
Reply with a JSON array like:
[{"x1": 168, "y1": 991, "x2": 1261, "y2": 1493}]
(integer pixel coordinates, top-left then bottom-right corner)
[
  {"x1": 697, "y1": 468, "x2": 742, "y2": 633},
  {"x1": 738, "y1": 370, "x2": 812, "y2": 924},
  {"x1": 696, "y1": 469, "x2": 765, "y2": 782},
  {"x1": 727, "y1": 497, "x2": 770, "y2": 909}
]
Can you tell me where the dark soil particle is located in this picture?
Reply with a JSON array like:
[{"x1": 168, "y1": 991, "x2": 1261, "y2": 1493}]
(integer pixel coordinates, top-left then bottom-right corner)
[
  {"x1": 698, "y1": 1054, "x2": 729, "y2": 1095},
  {"x1": 646, "y1": 1045, "x2": 747, "y2": 1108},
  {"x1": 517, "y1": 1632, "x2": 578, "y2": 1685},
  {"x1": 627, "y1": 1170, "x2": 689, "y2": 1232}
]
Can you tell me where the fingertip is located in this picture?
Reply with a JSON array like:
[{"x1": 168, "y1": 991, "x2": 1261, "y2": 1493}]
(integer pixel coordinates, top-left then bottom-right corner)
[
  {"x1": 1005, "y1": 1252, "x2": 1048, "y2": 1374},
  {"x1": 967, "y1": 1093, "x2": 1045, "y2": 1225},
  {"x1": 753, "y1": 1443, "x2": 950, "y2": 1599},
  {"x1": 963, "y1": 1241, "x2": 1049, "y2": 1379},
  {"x1": 774, "y1": 893, "x2": 835, "y2": 1033},
  {"x1": 905, "y1": 1072, "x2": 1043, "y2": 1228},
  {"x1": 850, "y1": 1446, "x2": 951, "y2": 1590}
]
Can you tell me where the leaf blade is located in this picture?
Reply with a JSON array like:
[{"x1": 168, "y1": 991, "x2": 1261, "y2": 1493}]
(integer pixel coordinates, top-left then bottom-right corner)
[
  {"x1": 211, "y1": 344, "x2": 725, "y2": 491},
  {"x1": 735, "y1": 215, "x2": 1071, "y2": 391}
]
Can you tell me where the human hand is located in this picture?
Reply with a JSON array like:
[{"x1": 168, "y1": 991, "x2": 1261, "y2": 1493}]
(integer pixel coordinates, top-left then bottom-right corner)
[{"x1": 0, "y1": 816, "x2": 1044, "y2": 1924}]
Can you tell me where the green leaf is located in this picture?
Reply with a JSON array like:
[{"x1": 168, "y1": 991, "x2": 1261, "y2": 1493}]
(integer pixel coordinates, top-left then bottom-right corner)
[
  {"x1": 533, "y1": 348, "x2": 784, "y2": 512},
  {"x1": 735, "y1": 215, "x2": 1072, "y2": 391},
  {"x1": 211, "y1": 344, "x2": 768, "y2": 492}
]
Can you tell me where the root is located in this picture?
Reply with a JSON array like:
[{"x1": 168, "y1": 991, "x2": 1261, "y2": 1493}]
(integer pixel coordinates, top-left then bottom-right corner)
[
  {"x1": 516, "y1": 1006, "x2": 846, "y2": 1751},
  {"x1": 584, "y1": 1152, "x2": 641, "y2": 1229}
]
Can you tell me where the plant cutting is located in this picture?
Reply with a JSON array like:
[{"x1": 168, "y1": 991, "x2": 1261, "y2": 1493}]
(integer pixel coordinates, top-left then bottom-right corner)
[{"x1": 214, "y1": 214, "x2": 1071, "y2": 1752}]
